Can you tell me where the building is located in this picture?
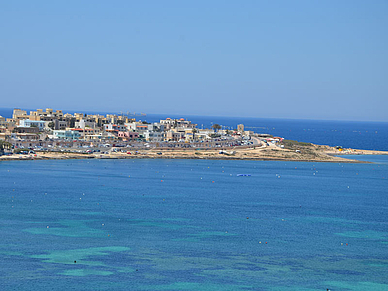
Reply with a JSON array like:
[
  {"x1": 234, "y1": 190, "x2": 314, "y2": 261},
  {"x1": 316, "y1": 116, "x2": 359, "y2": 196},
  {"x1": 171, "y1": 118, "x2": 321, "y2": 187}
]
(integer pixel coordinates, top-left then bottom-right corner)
[
  {"x1": 237, "y1": 124, "x2": 244, "y2": 134},
  {"x1": 53, "y1": 130, "x2": 81, "y2": 140},
  {"x1": 144, "y1": 131, "x2": 164, "y2": 142},
  {"x1": 29, "y1": 108, "x2": 63, "y2": 119},
  {"x1": 11, "y1": 132, "x2": 39, "y2": 140},
  {"x1": 12, "y1": 109, "x2": 28, "y2": 119},
  {"x1": 165, "y1": 131, "x2": 185, "y2": 141},
  {"x1": 75, "y1": 119, "x2": 97, "y2": 130},
  {"x1": 160, "y1": 118, "x2": 197, "y2": 130},
  {"x1": 0, "y1": 116, "x2": 6, "y2": 127},
  {"x1": 195, "y1": 129, "x2": 215, "y2": 140},
  {"x1": 54, "y1": 120, "x2": 68, "y2": 130},
  {"x1": 104, "y1": 124, "x2": 126, "y2": 132},
  {"x1": 125, "y1": 122, "x2": 149, "y2": 132},
  {"x1": 13, "y1": 127, "x2": 39, "y2": 134},
  {"x1": 18, "y1": 119, "x2": 46, "y2": 131},
  {"x1": 118, "y1": 131, "x2": 139, "y2": 140}
]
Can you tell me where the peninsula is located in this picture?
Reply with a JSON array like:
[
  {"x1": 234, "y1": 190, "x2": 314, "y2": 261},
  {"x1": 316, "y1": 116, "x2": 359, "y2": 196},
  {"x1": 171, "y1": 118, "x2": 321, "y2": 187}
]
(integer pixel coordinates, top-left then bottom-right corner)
[{"x1": 1, "y1": 108, "x2": 387, "y2": 162}]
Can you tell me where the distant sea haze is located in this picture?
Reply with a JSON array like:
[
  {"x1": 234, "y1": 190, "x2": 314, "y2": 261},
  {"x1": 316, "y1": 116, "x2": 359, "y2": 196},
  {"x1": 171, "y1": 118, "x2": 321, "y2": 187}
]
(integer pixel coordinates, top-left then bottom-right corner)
[{"x1": 1, "y1": 108, "x2": 387, "y2": 151}]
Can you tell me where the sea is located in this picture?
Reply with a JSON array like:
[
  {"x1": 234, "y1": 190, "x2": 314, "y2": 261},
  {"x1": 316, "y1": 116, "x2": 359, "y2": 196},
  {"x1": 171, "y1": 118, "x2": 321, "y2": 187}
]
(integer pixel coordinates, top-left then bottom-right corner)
[
  {"x1": 1, "y1": 108, "x2": 388, "y2": 290},
  {"x1": 0, "y1": 156, "x2": 387, "y2": 290}
]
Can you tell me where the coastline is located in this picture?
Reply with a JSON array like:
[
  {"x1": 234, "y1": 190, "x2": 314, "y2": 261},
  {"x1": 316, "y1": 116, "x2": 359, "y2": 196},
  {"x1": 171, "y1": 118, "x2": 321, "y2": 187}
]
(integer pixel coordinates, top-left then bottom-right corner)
[{"x1": 1, "y1": 143, "x2": 387, "y2": 163}]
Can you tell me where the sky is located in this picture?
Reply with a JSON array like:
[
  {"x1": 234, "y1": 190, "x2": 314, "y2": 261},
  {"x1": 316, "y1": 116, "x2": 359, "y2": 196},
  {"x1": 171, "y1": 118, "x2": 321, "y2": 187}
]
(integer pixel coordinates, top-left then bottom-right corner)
[{"x1": 0, "y1": 0, "x2": 387, "y2": 121}]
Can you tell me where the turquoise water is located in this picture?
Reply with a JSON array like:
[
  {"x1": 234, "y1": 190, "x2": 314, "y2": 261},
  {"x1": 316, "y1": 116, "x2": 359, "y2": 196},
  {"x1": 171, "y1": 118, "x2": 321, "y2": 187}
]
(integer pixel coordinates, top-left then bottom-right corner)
[{"x1": 1, "y1": 157, "x2": 387, "y2": 290}]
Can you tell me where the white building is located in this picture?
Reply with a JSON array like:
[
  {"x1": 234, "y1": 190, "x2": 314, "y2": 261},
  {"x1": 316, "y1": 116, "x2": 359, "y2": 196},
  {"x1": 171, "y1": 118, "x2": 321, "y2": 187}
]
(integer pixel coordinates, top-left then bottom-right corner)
[
  {"x1": 18, "y1": 119, "x2": 46, "y2": 131},
  {"x1": 144, "y1": 131, "x2": 164, "y2": 142},
  {"x1": 160, "y1": 118, "x2": 196, "y2": 130},
  {"x1": 75, "y1": 119, "x2": 96, "y2": 129},
  {"x1": 53, "y1": 130, "x2": 81, "y2": 140},
  {"x1": 196, "y1": 129, "x2": 215, "y2": 140},
  {"x1": 103, "y1": 124, "x2": 126, "y2": 132}
]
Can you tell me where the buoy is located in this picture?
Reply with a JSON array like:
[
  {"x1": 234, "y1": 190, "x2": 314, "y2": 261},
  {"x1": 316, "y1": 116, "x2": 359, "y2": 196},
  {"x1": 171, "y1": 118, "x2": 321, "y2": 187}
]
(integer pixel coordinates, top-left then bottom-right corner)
[
  {"x1": 246, "y1": 217, "x2": 249, "y2": 219},
  {"x1": 259, "y1": 241, "x2": 261, "y2": 244},
  {"x1": 265, "y1": 242, "x2": 268, "y2": 244},
  {"x1": 74, "y1": 260, "x2": 77, "y2": 263},
  {"x1": 212, "y1": 181, "x2": 215, "y2": 183}
]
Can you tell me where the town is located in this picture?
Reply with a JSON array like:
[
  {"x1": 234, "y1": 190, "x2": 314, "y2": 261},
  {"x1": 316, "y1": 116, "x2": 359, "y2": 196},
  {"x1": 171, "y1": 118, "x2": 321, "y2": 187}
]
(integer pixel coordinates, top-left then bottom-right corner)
[{"x1": 0, "y1": 108, "x2": 281, "y2": 156}]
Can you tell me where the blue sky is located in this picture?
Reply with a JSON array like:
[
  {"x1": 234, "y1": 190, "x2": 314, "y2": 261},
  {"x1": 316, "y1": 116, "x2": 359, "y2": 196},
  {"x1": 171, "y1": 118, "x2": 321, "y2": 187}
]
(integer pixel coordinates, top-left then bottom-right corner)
[{"x1": 0, "y1": 0, "x2": 387, "y2": 121}]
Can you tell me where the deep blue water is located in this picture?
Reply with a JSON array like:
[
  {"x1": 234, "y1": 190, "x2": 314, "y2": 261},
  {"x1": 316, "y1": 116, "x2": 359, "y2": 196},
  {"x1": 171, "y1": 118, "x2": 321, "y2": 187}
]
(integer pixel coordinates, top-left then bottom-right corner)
[
  {"x1": 146, "y1": 114, "x2": 388, "y2": 152},
  {"x1": 1, "y1": 157, "x2": 387, "y2": 290},
  {"x1": 1, "y1": 108, "x2": 387, "y2": 151}
]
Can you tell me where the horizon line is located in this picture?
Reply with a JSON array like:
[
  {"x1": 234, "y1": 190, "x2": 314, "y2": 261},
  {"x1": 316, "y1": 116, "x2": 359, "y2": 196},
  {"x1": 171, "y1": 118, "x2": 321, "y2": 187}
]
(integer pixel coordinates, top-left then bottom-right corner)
[{"x1": 0, "y1": 107, "x2": 387, "y2": 124}]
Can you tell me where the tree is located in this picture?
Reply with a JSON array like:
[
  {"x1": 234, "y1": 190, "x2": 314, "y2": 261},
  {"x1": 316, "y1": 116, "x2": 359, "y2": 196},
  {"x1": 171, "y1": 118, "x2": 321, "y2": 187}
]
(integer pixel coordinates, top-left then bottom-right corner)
[
  {"x1": 0, "y1": 140, "x2": 12, "y2": 153},
  {"x1": 192, "y1": 128, "x2": 198, "y2": 140},
  {"x1": 211, "y1": 124, "x2": 222, "y2": 131}
]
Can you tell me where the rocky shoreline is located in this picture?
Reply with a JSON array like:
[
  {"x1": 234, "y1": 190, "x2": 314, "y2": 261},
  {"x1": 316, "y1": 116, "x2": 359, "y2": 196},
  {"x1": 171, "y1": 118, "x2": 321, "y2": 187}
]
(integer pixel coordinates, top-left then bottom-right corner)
[{"x1": 1, "y1": 143, "x2": 387, "y2": 163}]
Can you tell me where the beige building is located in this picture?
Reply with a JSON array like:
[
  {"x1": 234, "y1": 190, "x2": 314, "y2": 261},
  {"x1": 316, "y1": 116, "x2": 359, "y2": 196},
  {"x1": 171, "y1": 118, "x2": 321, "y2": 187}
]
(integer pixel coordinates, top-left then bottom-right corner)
[
  {"x1": 237, "y1": 124, "x2": 244, "y2": 134},
  {"x1": 12, "y1": 109, "x2": 28, "y2": 119},
  {"x1": 0, "y1": 116, "x2": 6, "y2": 127},
  {"x1": 165, "y1": 131, "x2": 184, "y2": 141}
]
